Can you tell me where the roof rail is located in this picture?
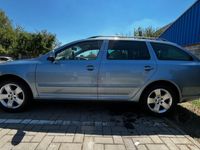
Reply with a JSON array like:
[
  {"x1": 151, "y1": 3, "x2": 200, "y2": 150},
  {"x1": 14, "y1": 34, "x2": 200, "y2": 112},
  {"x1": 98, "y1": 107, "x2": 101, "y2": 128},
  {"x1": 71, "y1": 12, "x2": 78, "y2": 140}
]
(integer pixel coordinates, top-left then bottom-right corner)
[{"x1": 88, "y1": 35, "x2": 168, "y2": 41}]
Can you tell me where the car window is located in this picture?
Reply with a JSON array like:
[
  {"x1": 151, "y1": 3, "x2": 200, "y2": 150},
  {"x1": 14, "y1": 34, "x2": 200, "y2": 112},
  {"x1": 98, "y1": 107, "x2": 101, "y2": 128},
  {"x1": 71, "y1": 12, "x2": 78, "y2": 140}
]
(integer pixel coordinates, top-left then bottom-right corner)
[
  {"x1": 107, "y1": 41, "x2": 150, "y2": 60},
  {"x1": 151, "y1": 42, "x2": 193, "y2": 61},
  {"x1": 55, "y1": 41, "x2": 102, "y2": 60},
  {"x1": 0, "y1": 58, "x2": 8, "y2": 61}
]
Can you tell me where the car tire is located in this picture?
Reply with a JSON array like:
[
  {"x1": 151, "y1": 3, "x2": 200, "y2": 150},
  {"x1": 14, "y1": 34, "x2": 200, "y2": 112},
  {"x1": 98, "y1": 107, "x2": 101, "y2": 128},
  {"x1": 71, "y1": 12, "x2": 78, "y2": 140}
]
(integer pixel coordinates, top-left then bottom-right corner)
[
  {"x1": 141, "y1": 84, "x2": 178, "y2": 116},
  {"x1": 0, "y1": 79, "x2": 32, "y2": 112}
]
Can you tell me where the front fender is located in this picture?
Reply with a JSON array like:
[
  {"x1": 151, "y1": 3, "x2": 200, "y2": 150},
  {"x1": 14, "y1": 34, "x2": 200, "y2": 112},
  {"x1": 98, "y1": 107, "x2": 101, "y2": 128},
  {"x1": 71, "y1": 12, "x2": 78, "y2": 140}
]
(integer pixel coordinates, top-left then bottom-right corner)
[{"x1": 0, "y1": 61, "x2": 38, "y2": 98}]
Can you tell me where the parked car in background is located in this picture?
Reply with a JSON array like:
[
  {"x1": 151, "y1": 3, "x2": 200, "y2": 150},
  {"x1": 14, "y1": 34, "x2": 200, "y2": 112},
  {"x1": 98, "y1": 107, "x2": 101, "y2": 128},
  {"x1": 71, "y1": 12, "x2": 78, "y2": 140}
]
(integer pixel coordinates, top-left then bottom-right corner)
[
  {"x1": 0, "y1": 36, "x2": 199, "y2": 115},
  {"x1": 0, "y1": 56, "x2": 13, "y2": 63}
]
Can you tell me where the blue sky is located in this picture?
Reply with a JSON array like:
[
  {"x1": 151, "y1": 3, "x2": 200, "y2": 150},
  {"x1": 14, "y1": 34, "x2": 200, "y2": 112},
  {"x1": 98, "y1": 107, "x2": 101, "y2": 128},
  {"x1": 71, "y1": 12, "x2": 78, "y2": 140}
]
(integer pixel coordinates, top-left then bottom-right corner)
[{"x1": 0, "y1": 0, "x2": 196, "y2": 44}]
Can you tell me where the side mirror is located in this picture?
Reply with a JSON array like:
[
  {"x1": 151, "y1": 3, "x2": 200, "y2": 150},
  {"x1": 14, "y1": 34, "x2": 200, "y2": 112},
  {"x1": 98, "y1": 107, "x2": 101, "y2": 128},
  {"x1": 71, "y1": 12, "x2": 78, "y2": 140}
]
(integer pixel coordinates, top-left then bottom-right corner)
[{"x1": 47, "y1": 56, "x2": 55, "y2": 62}]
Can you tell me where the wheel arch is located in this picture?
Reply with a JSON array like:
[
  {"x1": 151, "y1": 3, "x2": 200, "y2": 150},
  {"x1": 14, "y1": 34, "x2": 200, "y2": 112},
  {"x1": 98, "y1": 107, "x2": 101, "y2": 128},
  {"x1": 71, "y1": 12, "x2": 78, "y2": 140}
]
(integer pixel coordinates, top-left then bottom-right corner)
[
  {"x1": 0, "y1": 74, "x2": 33, "y2": 98},
  {"x1": 139, "y1": 80, "x2": 181, "y2": 103}
]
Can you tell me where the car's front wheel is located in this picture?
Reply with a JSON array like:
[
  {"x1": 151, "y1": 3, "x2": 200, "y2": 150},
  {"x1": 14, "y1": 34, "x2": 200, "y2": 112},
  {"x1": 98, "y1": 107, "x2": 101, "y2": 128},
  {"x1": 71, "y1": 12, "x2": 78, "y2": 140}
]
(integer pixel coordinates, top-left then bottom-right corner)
[
  {"x1": 0, "y1": 80, "x2": 31, "y2": 112},
  {"x1": 141, "y1": 84, "x2": 178, "y2": 116}
]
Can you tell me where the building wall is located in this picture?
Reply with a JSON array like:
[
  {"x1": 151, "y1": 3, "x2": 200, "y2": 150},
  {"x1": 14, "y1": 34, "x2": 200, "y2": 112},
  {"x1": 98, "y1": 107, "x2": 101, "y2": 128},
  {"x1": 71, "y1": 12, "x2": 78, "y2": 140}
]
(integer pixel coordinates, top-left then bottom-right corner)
[{"x1": 159, "y1": 0, "x2": 200, "y2": 46}]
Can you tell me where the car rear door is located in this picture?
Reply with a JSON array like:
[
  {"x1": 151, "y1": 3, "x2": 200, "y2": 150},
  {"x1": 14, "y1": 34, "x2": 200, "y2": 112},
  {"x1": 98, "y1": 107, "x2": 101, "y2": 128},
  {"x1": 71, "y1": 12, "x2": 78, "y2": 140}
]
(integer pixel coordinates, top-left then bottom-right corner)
[{"x1": 98, "y1": 40, "x2": 156, "y2": 100}]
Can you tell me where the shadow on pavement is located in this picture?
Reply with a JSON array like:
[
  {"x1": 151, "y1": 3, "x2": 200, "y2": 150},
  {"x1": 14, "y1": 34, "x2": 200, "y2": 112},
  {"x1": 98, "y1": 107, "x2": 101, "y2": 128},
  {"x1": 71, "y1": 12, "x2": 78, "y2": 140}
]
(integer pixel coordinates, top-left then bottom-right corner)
[
  {"x1": 167, "y1": 104, "x2": 200, "y2": 142},
  {"x1": 11, "y1": 130, "x2": 26, "y2": 145}
]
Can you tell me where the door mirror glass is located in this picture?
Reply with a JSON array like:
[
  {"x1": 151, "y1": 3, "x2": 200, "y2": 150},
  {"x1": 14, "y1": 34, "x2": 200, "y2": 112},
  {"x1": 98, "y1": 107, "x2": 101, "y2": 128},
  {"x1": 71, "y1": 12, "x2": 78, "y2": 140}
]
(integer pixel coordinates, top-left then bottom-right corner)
[
  {"x1": 47, "y1": 50, "x2": 56, "y2": 62},
  {"x1": 47, "y1": 56, "x2": 55, "y2": 62}
]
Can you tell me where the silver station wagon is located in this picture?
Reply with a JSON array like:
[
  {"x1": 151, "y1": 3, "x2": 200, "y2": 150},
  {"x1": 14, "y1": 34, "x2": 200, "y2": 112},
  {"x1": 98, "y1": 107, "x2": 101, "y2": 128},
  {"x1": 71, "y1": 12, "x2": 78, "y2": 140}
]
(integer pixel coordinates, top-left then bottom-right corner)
[{"x1": 0, "y1": 36, "x2": 200, "y2": 115}]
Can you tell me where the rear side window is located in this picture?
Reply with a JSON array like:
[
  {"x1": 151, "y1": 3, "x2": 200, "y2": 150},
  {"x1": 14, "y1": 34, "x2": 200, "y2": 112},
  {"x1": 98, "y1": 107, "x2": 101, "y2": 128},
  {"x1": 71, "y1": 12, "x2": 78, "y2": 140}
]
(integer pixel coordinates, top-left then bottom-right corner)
[
  {"x1": 151, "y1": 42, "x2": 193, "y2": 61},
  {"x1": 107, "y1": 41, "x2": 150, "y2": 60}
]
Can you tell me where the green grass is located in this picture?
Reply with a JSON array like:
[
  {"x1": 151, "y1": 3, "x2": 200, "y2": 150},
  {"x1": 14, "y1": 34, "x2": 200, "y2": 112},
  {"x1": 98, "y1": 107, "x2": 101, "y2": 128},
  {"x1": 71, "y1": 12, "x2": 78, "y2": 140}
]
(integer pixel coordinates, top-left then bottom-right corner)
[{"x1": 191, "y1": 99, "x2": 200, "y2": 108}]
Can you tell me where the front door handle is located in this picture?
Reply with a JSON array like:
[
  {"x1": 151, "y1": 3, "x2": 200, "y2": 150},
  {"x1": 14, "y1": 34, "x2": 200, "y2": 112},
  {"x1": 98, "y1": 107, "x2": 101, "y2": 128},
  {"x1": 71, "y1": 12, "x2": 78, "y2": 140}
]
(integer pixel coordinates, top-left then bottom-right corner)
[
  {"x1": 144, "y1": 66, "x2": 154, "y2": 71},
  {"x1": 86, "y1": 65, "x2": 94, "y2": 71}
]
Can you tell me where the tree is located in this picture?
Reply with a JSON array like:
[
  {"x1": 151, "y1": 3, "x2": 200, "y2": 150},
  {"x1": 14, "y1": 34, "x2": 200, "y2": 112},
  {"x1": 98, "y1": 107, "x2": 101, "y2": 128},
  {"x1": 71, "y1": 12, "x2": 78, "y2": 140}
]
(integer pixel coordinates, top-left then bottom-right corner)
[
  {"x1": 0, "y1": 10, "x2": 60, "y2": 58},
  {"x1": 134, "y1": 26, "x2": 164, "y2": 38},
  {"x1": 13, "y1": 29, "x2": 58, "y2": 58},
  {"x1": 29, "y1": 30, "x2": 57, "y2": 57},
  {"x1": 134, "y1": 27, "x2": 143, "y2": 37},
  {"x1": 0, "y1": 10, "x2": 16, "y2": 52}
]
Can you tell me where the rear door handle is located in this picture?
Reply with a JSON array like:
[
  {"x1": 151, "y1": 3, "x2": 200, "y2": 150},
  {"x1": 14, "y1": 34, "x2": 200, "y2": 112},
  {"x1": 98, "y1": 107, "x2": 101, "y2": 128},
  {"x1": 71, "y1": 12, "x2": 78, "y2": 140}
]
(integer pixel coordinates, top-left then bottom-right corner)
[
  {"x1": 86, "y1": 65, "x2": 94, "y2": 71},
  {"x1": 144, "y1": 66, "x2": 154, "y2": 71}
]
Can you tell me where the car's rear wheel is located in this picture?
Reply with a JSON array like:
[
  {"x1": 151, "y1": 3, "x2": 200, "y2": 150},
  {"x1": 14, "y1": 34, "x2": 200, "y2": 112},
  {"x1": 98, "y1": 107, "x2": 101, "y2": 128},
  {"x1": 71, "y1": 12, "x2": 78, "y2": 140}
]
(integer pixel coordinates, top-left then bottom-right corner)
[
  {"x1": 0, "y1": 80, "x2": 31, "y2": 112},
  {"x1": 141, "y1": 84, "x2": 178, "y2": 116}
]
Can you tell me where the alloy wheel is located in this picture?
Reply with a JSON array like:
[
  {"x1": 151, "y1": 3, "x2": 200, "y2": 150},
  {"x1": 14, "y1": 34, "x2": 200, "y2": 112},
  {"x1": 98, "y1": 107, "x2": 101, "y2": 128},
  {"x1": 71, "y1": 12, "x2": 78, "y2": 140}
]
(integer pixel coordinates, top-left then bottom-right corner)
[
  {"x1": 147, "y1": 88, "x2": 172, "y2": 114},
  {"x1": 0, "y1": 83, "x2": 25, "y2": 109}
]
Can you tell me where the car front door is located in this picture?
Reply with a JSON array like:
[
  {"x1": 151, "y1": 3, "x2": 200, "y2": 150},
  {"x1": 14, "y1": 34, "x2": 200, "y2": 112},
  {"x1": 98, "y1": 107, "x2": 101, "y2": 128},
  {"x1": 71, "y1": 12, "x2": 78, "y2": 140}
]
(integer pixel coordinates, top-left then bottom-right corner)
[
  {"x1": 98, "y1": 40, "x2": 156, "y2": 100},
  {"x1": 36, "y1": 40, "x2": 104, "y2": 100}
]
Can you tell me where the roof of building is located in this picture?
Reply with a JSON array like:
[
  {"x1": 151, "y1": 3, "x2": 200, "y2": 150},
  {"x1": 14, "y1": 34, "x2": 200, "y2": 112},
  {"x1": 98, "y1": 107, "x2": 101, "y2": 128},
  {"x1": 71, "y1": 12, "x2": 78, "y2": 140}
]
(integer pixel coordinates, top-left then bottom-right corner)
[{"x1": 159, "y1": 0, "x2": 200, "y2": 46}]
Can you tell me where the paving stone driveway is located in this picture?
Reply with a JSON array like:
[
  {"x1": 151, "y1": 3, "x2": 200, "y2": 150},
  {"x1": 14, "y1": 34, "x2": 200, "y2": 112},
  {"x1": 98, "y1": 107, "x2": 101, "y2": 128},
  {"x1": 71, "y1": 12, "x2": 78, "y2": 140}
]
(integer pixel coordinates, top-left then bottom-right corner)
[{"x1": 0, "y1": 101, "x2": 199, "y2": 150}]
